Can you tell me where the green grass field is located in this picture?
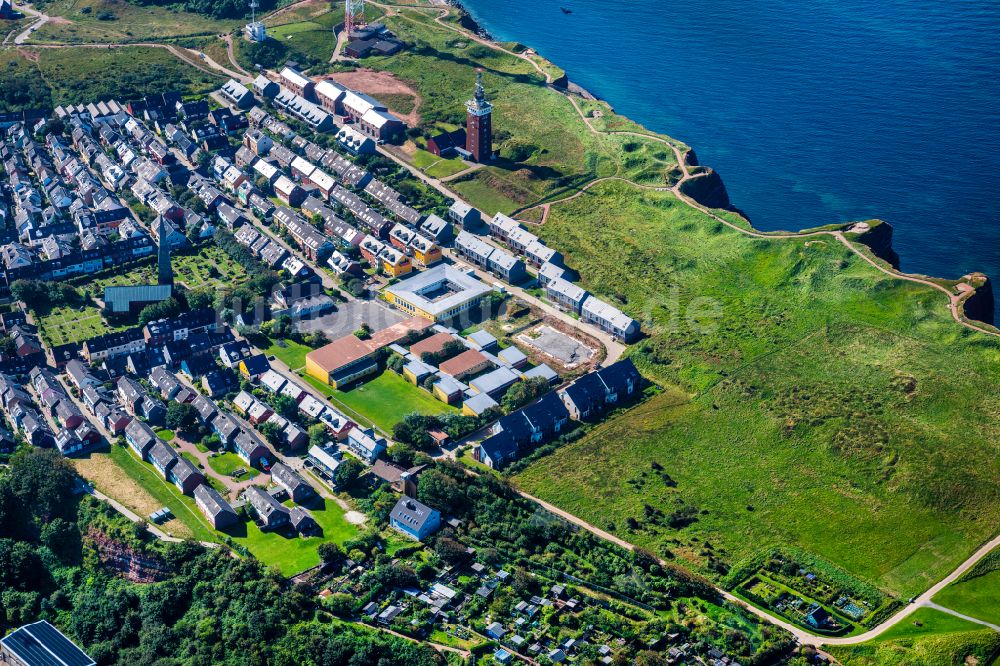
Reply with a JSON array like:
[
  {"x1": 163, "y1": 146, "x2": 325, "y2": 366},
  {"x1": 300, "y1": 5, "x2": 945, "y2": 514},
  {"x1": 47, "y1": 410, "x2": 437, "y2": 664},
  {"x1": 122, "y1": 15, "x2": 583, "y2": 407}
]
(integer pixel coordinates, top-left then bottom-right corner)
[
  {"x1": 265, "y1": 338, "x2": 314, "y2": 371},
  {"x1": 174, "y1": 245, "x2": 250, "y2": 289},
  {"x1": 206, "y1": 451, "x2": 258, "y2": 479},
  {"x1": 35, "y1": 302, "x2": 123, "y2": 346},
  {"x1": 109, "y1": 445, "x2": 355, "y2": 575},
  {"x1": 933, "y1": 549, "x2": 1000, "y2": 626},
  {"x1": 510, "y1": 179, "x2": 1000, "y2": 600},
  {"x1": 29, "y1": 0, "x2": 238, "y2": 43},
  {"x1": 223, "y1": 496, "x2": 359, "y2": 575},
  {"x1": 304, "y1": 370, "x2": 456, "y2": 434},
  {"x1": 424, "y1": 156, "x2": 469, "y2": 179},
  {"x1": 827, "y1": 607, "x2": 1000, "y2": 665},
  {"x1": 32, "y1": 46, "x2": 219, "y2": 106},
  {"x1": 80, "y1": 244, "x2": 247, "y2": 295},
  {"x1": 108, "y1": 445, "x2": 218, "y2": 542}
]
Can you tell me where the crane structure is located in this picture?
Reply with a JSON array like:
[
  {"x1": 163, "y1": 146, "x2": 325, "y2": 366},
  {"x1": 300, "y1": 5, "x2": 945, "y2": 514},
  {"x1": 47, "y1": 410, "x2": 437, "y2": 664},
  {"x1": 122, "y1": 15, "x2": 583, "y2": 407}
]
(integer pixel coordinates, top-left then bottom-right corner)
[{"x1": 345, "y1": 0, "x2": 366, "y2": 38}]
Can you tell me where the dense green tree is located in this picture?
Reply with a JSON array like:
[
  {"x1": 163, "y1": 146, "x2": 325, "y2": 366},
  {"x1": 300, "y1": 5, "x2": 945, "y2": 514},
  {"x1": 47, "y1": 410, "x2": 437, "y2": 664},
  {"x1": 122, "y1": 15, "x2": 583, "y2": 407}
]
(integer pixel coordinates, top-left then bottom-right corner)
[
  {"x1": 259, "y1": 421, "x2": 284, "y2": 447},
  {"x1": 165, "y1": 402, "x2": 198, "y2": 432},
  {"x1": 139, "y1": 297, "x2": 183, "y2": 327},
  {"x1": 415, "y1": 469, "x2": 464, "y2": 515},
  {"x1": 308, "y1": 424, "x2": 328, "y2": 449},
  {"x1": 334, "y1": 458, "x2": 365, "y2": 488}
]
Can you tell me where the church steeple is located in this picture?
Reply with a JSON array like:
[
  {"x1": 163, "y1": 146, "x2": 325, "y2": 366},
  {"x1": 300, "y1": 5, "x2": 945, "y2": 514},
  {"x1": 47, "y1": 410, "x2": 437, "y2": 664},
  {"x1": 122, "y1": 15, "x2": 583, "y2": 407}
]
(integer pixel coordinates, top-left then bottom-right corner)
[{"x1": 157, "y1": 216, "x2": 174, "y2": 287}]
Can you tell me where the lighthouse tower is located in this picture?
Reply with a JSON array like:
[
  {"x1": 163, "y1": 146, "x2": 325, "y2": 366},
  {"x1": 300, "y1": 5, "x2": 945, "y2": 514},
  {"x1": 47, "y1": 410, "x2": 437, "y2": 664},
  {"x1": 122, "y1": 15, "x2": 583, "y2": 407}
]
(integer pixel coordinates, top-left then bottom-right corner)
[{"x1": 465, "y1": 69, "x2": 492, "y2": 163}]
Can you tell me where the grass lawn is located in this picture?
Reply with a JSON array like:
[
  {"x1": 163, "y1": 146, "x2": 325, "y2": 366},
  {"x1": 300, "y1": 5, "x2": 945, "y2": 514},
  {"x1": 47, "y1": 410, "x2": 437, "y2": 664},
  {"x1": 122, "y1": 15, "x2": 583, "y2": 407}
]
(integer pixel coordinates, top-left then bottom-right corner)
[
  {"x1": 428, "y1": 628, "x2": 482, "y2": 651},
  {"x1": 35, "y1": 302, "x2": 122, "y2": 346},
  {"x1": 331, "y1": 370, "x2": 457, "y2": 433},
  {"x1": 424, "y1": 156, "x2": 469, "y2": 179},
  {"x1": 222, "y1": 497, "x2": 359, "y2": 575},
  {"x1": 932, "y1": 555, "x2": 1000, "y2": 625},
  {"x1": 79, "y1": 244, "x2": 247, "y2": 295},
  {"x1": 450, "y1": 172, "x2": 525, "y2": 216},
  {"x1": 71, "y1": 447, "x2": 194, "y2": 539},
  {"x1": 107, "y1": 445, "x2": 218, "y2": 543},
  {"x1": 173, "y1": 244, "x2": 250, "y2": 290},
  {"x1": 156, "y1": 429, "x2": 175, "y2": 442},
  {"x1": 265, "y1": 337, "x2": 314, "y2": 371},
  {"x1": 512, "y1": 180, "x2": 1000, "y2": 601},
  {"x1": 827, "y1": 607, "x2": 1000, "y2": 666},
  {"x1": 106, "y1": 444, "x2": 356, "y2": 575},
  {"x1": 411, "y1": 148, "x2": 439, "y2": 170},
  {"x1": 207, "y1": 451, "x2": 258, "y2": 479}
]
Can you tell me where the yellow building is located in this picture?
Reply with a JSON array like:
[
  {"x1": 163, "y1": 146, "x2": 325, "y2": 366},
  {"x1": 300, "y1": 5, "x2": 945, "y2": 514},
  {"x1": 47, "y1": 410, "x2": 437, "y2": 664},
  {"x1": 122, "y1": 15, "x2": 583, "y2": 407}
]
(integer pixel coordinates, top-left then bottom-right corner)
[
  {"x1": 380, "y1": 248, "x2": 413, "y2": 277},
  {"x1": 383, "y1": 265, "x2": 491, "y2": 323},
  {"x1": 304, "y1": 335, "x2": 379, "y2": 389},
  {"x1": 409, "y1": 236, "x2": 443, "y2": 267}
]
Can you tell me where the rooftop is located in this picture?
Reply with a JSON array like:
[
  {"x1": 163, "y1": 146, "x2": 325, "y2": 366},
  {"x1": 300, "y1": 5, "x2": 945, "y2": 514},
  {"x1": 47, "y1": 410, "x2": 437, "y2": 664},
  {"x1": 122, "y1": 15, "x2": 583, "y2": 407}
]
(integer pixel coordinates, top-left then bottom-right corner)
[{"x1": 384, "y1": 265, "x2": 490, "y2": 318}]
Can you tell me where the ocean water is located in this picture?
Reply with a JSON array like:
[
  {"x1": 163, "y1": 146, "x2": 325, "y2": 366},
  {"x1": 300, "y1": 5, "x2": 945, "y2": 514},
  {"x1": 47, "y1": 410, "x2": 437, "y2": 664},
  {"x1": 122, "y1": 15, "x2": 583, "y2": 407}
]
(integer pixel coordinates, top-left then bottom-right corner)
[{"x1": 459, "y1": 0, "x2": 1000, "y2": 312}]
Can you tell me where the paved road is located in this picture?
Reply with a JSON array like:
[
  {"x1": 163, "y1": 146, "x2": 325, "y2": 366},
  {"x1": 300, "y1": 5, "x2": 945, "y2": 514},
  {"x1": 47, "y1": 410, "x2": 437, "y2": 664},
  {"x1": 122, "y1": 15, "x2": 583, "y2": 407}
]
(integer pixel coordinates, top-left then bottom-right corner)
[{"x1": 12, "y1": 2, "x2": 48, "y2": 44}]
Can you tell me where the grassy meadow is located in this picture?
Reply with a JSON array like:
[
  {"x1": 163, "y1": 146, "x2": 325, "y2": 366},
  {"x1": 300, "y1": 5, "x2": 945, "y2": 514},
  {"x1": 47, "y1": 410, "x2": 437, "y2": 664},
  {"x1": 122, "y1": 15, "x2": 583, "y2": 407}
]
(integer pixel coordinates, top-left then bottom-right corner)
[
  {"x1": 305, "y1": 370, "x2": 457, "y2": 434},
  {"x1": 29, "y1": 0, "x2": 238, "y2": 43},
  {"x1": 6, "y1": 47, "x2": 220, "y2": 109},
  {"x1": 510, "y1": 180, "x2": 1000, "y2": 600},
  {"x1": 827, "y1": 607, "x2": 1000, "y2": 666},
  {"x1": 932, "y1": 548, "x2": 1000, "y2": 626}
]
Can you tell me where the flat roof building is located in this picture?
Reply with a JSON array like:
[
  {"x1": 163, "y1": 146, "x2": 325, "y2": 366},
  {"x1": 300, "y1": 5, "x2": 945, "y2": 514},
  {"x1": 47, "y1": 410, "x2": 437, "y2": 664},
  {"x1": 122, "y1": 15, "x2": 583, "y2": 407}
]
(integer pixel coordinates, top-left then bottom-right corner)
[
  {"x1": 383, "y1": 265, "x2": 491, "y2": 322},
  {"x1": 0, "y1": 621, "x2": 95, "y2": 666}
]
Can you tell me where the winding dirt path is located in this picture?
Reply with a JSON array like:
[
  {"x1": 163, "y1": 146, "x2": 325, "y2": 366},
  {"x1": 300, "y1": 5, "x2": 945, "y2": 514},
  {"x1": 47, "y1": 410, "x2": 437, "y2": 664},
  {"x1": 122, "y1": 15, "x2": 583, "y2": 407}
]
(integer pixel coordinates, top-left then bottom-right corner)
[{"x1": 222, "y1": 34, "x2": 252, "y2": 79}]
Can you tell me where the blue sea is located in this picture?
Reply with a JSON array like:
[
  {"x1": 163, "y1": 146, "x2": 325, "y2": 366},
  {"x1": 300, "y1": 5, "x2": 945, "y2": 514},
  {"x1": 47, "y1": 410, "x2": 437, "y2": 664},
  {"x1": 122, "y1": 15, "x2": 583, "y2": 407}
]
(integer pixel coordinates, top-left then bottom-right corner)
[{"x1": 460, "y1": 0, "x2": 1000, "y2": 314}]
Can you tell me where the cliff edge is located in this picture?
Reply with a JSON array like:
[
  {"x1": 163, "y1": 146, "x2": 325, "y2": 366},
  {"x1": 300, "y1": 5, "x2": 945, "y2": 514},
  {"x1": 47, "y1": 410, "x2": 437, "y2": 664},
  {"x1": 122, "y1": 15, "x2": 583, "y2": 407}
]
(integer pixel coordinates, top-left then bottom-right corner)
[
  {"x1": 845, "y1": 219, "x2": 901, "y2": 269},
  {"x1": 962, "y1": 273, "x2": 995, "y2": 325}
]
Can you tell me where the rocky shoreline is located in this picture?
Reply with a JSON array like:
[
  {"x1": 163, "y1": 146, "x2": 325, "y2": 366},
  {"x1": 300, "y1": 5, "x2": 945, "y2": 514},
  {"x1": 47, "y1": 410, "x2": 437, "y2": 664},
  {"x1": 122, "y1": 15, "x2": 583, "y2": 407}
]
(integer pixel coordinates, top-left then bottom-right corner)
[{"x1": 443, "y1": 0, "x2": 995, "y2": 328}]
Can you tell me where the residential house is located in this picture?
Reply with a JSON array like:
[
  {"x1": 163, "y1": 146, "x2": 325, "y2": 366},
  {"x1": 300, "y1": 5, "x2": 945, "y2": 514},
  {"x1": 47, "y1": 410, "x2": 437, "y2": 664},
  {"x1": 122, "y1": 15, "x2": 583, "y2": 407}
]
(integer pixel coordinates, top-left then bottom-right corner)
[
  {"x1": 245, "y1": 486, "x2": 290, "y2": 529},
  {"x1": 389, "y1": 497, "x2": 441, "y2": 541}
]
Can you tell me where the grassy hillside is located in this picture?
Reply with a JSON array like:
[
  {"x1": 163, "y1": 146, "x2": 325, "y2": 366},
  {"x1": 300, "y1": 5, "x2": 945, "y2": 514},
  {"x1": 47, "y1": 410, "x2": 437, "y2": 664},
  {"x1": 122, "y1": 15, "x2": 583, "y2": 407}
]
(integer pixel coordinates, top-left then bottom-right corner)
[
  {"x1": 28, "y1": 0, "x2": 239, "y2": 43},
  {"x1": 827, "y1": 608, "x2": 1000, "y2": 665},
  {"x1": 0, "y1": 47, "x2": 218, "y2": 111},
  {"x1": 361, "y1": 7, "x2": 676, "y2": 215},
  {"x1": 933, "y1": 549, "x2": 1000, "y2": 626},
  {"x1": 511, "y1": 180, "x2": 1000, "y2": 599}
]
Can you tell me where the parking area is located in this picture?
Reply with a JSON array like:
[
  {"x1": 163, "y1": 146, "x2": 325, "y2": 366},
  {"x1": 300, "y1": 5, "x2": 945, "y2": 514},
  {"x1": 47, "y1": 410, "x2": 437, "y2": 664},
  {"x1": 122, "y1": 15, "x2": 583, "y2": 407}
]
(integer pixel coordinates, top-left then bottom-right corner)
[
  {"x1": 518, "y1": 325, "x2": 596, "y2": 368},
  {"x1": 297, "y1": 300, "x2": 406, "y2": 339}
]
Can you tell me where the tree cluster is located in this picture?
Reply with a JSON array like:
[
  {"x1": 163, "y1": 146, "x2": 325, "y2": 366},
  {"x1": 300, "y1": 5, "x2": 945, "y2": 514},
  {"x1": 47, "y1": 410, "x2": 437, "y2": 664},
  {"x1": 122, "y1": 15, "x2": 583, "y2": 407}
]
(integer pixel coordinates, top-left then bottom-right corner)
[
  {"x1": 0, "y1": 448, "x2": 445, "y2": 666},
  {"x1": 11, "y1": 280, "x2": 84, "y2": 310}
]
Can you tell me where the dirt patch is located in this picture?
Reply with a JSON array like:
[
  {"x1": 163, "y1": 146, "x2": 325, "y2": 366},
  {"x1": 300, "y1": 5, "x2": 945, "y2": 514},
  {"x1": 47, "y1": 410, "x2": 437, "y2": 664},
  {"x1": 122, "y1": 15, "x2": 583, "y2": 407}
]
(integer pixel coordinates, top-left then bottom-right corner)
[
  {"x1": 73, "y1": 454, "x2": 194, "y2": 539},
  {"x1": 345, "y1": 510, "x2": 367, "y2": 525},
  {"x1": 518, "y1": 322, "x2": 599, "y2": 372},
  {"x1": 16, "y1": 48, "x2": 39, "y2": 62},
  {"x1": 322, "y1": 68, "x2": 423, "y2": 125}
]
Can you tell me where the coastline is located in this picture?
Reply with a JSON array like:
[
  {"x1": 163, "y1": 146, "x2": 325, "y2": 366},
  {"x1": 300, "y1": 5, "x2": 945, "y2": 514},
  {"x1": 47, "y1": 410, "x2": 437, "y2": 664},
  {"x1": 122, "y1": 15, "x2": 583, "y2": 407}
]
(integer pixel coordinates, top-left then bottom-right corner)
[
  {"x1": 449, "y1": 0, "x2": 603, "y2": 102},
  {"x1": 445, "y1": 0, "x2": 996, "y2": 328}
]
